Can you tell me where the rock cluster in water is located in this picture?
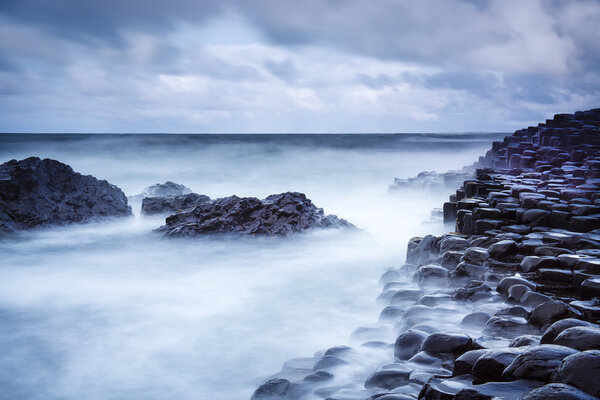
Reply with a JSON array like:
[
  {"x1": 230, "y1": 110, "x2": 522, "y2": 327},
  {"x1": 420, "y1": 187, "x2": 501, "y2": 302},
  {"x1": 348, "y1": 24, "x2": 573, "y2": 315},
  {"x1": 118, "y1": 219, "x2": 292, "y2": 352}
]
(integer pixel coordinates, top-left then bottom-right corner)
[
  {"x1": 139, "y1": 182, "x2": 211, "y2": 215},
  {"x1": 252, "y1": 108, "x2": 600, "y2": 400},
  {"x1": 159, "y1": 191, "x2": 354, "y2": 237},
  {"x1": 0, "y1": 157, "x2": 131, "y2": 233}
]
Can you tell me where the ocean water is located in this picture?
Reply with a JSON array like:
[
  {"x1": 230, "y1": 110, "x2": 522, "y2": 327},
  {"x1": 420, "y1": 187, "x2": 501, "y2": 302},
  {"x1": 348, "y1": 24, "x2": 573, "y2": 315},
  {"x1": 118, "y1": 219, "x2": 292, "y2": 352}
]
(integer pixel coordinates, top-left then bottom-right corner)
[{"x1": 0, "y1": 133, "x2": 504, "y2": 400}]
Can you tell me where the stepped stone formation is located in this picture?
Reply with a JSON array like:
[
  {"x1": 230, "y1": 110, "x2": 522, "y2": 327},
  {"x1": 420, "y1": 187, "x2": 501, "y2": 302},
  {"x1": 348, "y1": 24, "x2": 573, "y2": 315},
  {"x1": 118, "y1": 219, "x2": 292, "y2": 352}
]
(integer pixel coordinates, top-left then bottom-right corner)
[
  {"x1": 139, "y1": 181, "x2": 211, "y2": 215},
  {"x1": 0, "y1": 157, "x2": 131, "y2": 233},
  {"x1": 252, "y1": 108, "x2": 600, "y2": 400},
  {"x1": 159, "y1": 191, "x2": 354, "y2": 237}
]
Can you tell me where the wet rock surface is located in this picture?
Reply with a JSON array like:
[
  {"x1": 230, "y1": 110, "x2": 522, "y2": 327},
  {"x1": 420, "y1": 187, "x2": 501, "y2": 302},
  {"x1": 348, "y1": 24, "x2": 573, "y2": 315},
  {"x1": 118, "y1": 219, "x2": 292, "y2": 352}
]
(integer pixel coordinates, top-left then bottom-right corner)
[
  {"x1": 136, "y1": 181, "x2": 212, "y2": 215},
  {"x1": 159, "y1": 192, "x2": 354, "y2": 237},
  {"x1": 252, "y1": 109, "x2": 600, "y2": 399},
  {"x1": 0, "y1": 157, "x2": 131, "y2": 233}
]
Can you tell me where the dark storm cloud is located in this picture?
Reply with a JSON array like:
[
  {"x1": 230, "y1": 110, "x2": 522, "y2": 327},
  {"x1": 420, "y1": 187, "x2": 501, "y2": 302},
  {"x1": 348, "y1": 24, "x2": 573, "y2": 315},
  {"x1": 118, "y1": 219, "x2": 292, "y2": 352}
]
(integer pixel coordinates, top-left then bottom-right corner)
[{"x1": 0, "y1": 0, "x2": 225, "y2": 46}]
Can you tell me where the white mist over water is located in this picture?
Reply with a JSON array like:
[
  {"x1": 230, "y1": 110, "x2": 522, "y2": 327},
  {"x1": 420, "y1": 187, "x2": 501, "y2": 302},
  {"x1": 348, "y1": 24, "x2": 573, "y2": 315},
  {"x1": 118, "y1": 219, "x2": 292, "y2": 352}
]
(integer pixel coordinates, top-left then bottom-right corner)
[{"x1": 0, "y1": 134, "x2": 503, "y2": 400}]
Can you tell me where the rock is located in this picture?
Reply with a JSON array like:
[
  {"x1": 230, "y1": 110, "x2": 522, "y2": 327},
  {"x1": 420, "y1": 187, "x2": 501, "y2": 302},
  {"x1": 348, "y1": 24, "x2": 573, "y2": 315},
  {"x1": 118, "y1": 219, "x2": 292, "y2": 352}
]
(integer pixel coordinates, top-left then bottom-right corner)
[
  {"x1": 557, "y1": 350, "x2": 600, "y2": 397},
  {"x1": 519, "y1": 256, "x2": 557, "y2": 273},
  {"x1": 440, "y1": 236, "x2": 470, "y2": 252},
  {"x1": 394, "y1": 330, "x2": 429, "y2": 360},
  {"x1": 421, "y1": 332, "x2": 476, "y2": 358},
  {"x1": 507, "y1": 284, "x2": 532, "y2": 302},
  {"x1": 159, "y1": 192, "x2": 354, "y2": 237},
  {"x1": 461, "y1": 247, "x2": 490, "y2": 265},
  {"x1": 472, "y1": 348, "x2": 524, "y2": 384},
  {"x1": 390, "y1": 289, "x2": 424, "y2": 303},
  {"x1": 454, "y1": 281, "x2": 493, "y2": 302},
  {"x1": 581, "y1": 277, "x2": 600, "y2": 299},
  {"x1": 139, "y1": 181, "x2": 192, "y2": 198},
  {"x1": 487, "y1": 240, "x2": 518, "y2": 260},
  {"x1": 502, "y1": 344, "x2": 578, "y2": 382},
  {"x1": 519, "y1": 291, "x2": 553, "y2": 308},
  {"x1": 0, "y1": 157, "x2": 131, "y2": 232},
  {"x1": 439, "y1": 250, "x2": 464, "y2": 269},
  {"x1": 461, "y1": 312, "x2": 491, "y2": 327},
  {"x1": 521, "y1": 383, "x2": 599, "y2": 400},
  {"x1": 363, "y1": 363, "x2": 412, "y2": 390},
  {"x1": 554, "y1": 326, "x2": 600, "y2": 351},
  {"x1": 570, "y1": 299, "x2": 600, "y2": 321},
  {"x1": 251, "y1": 378, "x2": 291, "y2": 400},
  {"x1": 415, "y1": 264, "x2": 448, "y2": 285},
  {"x1": 522, "y1": 209, "x2": 551, "y2": 226},
  {"x1": 313, "y1": 355, "x2": 347, "y2": 370},
  {"x1": 528, "y1": 300, "x2": 583, "y2": 327},
  {"x1": 454, "y1": 380, "x2": 544, "y2": 400},
  {"x1": 303, "y1": 370, "x2": 333, "y2": 383},
  {"x1": 509, "y1": 335, "x2": 539, "y2": 347},
  {"x1": 453, "y1": 349, "x2": 487, "y2": 376},
  {"x1": 141, "y1": 193, "x2": 211, "y2": 215},
  {"x1": 484, "y1": 316, "x2": 539, "y2": 339},
  {"x1": 495, "y1": 305, "x2": 529, "y2": 319},
  {"x1": 379, "y1": 306, "x2": 406, "y2": 322},
  {"x1": 540, "y1": 318, "x2": 596, "y2": 344},
  {"x1": 497, "y1": 276, "x2": 536, "y2": 295},
  {"x1": 418, "y1": 376, "x2": 472, "y2": 399}
]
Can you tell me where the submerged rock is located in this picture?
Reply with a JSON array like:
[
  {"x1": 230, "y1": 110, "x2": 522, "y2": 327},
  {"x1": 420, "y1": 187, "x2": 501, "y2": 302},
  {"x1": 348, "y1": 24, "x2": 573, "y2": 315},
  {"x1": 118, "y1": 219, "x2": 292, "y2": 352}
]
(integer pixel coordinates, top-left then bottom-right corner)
[
  {"x1": 0, "y1": 157, "x2": 131, "y2": 233},
  {"x1": 159, "y1": 192, "x2": 354, "y2": 237}
]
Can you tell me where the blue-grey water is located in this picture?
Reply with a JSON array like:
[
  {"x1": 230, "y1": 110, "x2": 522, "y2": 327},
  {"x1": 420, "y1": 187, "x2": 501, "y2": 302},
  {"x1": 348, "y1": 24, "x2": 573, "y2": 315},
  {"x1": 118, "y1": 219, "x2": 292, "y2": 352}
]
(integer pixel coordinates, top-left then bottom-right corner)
[{"x1": 0, "y1": 133, "x2": 504, "y2": 400}]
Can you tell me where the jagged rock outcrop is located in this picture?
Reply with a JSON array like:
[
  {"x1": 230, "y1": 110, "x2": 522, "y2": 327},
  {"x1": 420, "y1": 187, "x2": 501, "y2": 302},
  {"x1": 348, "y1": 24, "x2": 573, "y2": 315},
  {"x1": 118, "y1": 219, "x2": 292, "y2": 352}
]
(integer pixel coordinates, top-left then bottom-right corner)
[
  {"x1": 159, "y1": 191, "x2": 354, "y2": 237},
  {"x1": 0, "y1": 157, "x2": 131, "y2": 233},
  {"x1": 142, "y1": 193, "x2": 211, "y2": 215}
]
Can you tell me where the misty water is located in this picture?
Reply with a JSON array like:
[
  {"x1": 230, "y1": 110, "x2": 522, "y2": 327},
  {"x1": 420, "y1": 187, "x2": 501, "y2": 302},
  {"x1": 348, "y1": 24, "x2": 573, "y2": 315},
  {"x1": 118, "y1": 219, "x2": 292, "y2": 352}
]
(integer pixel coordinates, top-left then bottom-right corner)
[{"x1": 0, "y1": 133, "x2": 504, "y2": 400}]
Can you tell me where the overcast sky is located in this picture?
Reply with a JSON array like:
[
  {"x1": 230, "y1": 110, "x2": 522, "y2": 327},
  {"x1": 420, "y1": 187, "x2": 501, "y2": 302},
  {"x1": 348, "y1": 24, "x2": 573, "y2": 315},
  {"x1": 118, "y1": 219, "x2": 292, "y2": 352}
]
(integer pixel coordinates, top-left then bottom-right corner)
[{"x1": 0, "y1": 0, "x2": 599, "y2": 133}]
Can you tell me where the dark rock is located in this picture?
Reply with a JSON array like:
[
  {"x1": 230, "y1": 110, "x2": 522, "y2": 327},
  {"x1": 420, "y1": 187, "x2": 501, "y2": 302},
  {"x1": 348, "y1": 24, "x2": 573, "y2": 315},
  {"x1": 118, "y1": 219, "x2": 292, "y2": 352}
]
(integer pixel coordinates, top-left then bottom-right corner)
[
  {"x1": 159, "y1": 192, "x2": 354, "y2": 237},
  {"x1": 440, "y1": 236, "x2": 469, "y2": 252},
  {"x1": 519, "y1": 291, "x2": 553, "y2": 308},
  {"x1": 472, "y1": 348, "x2": 524, "y2": 384},
  {"x1": 540, "y1": 318, "x2": 597, "y2": 344},
  {"x1": 528, "y1": 300, "x2": 583, "y2": 327},
  {"x1": 520, "y1": 256, "x2": 557, "y2": 273},
  {"x1": 484, "y1": 316, "x2": 539, "y2": 339},
  {"x1": 251, "y1": 378, "x2": 291, "y2": 400},
  {"x1": 554, "y1": 326, "x2": 600, "y2": 351},
  {"x1": 141, "y1": 193, "x2": 211, "y2": 215},
  {"x1": 503, "y1": 344, "x2": 578, "y2": 382},
  {"x1": 495, "y1": 305, "x2": 529, "y2": 319},
  {"x1": 461, "y1": 247, "x2": 490, "y2": 265},
  {"x1": 521, "y1": 383, "x2": 599, "y2": 400},
  {"x1": 509, "y1": 335, "x2": 540, "y2": 347},
  {"x1": 455, "y1": 380, "x2": 544, "y2": 400},
  {"x1": 454, "y1": 281, "x2": 493, "y2": 302},
  {"x1": 487, "y1": 240, "x2": 518, "y2": 260},
  {"x1": 570, "y1": 299, "x2": 600, "y2": 321},
  {"x1": 364, "y1": 363, "x2": 412, "y2": 390},
  {"x1": 419, "y1": 376, "x2": 472, "y2": 399},
  {"x1": 534, "y1": 246, "x2": 573, "y2": 256},
  {"x1": 453, "y1": 349, "x2": 487, "y2": 376},
  {"x1": 522, "y1": 209, "x2": 551, "y2": 226},
  {"x1": 421, "y1": 332, "x2": 476, "y2": 358},
  {"x1": 394, "y1": 330, "x2": 428, "y2": 360},
  {"x1": 581, "y1": 277, "x2": 600, "y2": 299},
  {"x1": 557, "y1": 350, "x2": 600, "y2": 397},
  {"x1": 507, "y1": 284, "x2": 532, "y2": 302},
  {"x1": 497, "y1": 276, "x2": 536, "y2": 295},
  {"x1": 0, "y1": 157, "x2": 131, "y2": 232},
  {"x1": 418, "y1": 294, "x2": 453, "y2": 306},
  {"x1": 439, "y1": 250, "x2": 464, "y2": 269}
]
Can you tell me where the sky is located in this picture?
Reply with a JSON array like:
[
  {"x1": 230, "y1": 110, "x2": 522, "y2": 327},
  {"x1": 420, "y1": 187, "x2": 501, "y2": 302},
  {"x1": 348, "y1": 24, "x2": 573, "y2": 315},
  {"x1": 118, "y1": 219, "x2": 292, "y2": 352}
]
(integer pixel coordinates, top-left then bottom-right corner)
[{"x1": 0, "y1": 0, "x2": 599, "y2": 133}]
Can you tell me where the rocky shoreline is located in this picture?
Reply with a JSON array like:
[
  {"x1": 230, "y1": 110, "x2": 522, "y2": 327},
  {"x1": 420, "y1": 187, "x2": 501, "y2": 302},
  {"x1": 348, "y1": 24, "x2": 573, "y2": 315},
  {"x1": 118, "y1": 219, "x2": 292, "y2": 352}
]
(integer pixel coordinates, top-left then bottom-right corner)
[{"x1": 251, "y1": 108, "x2": 600, "y2": 400}]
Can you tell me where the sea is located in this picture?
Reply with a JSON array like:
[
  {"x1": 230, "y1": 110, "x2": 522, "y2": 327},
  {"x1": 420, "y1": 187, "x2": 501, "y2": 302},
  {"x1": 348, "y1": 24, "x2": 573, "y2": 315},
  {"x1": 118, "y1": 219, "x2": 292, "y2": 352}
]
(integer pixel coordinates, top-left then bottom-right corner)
[{"x1": 0, "y1": 133, "x2": 505, "y2": 400}]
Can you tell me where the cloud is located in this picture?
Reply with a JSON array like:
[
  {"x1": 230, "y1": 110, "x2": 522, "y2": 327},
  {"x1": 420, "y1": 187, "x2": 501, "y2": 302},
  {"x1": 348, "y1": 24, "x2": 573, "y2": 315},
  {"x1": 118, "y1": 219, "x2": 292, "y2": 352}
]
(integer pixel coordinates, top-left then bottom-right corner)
[{"x1": 0, "y1": 0, "x2": 599, "y2": 132}]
